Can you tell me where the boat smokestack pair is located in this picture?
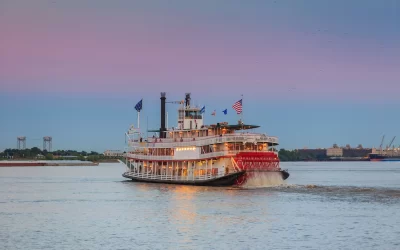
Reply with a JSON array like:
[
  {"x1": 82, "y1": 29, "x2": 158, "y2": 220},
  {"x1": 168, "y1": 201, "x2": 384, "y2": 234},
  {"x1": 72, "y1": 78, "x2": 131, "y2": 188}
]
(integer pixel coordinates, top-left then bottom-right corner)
[
  {"x1": 160, "y1": 92, "x2": 190, "y2": 138},
  {"x1": 160, "y1": 92, "x2": 166, "y2": 138}
]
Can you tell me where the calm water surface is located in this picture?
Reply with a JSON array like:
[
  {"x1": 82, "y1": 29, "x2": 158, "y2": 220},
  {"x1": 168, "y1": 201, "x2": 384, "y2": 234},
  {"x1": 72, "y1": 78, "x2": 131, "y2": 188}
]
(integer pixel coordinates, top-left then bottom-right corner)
[{"x1": 1, "y1": 162, "x2": 400, "y2": 250}]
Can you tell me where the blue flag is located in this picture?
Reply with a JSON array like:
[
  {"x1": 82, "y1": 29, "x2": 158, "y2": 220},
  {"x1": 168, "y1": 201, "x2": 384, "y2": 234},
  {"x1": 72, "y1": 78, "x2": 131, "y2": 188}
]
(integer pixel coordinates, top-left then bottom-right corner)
[
  {"x1": 135, "y1": 99, "x2": 142, "y2": 112},
  {"x1": 222, "y1": 109, "x2": 227, "y2": 115},
  {"x1": 200, "y1": 106, "x2": 205, "y2": 114}
]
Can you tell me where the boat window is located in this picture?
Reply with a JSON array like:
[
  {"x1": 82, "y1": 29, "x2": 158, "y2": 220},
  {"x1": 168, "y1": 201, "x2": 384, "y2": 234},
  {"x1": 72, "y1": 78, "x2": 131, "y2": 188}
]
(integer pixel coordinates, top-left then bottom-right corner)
[
  {"x1": 179, "y1": 110, "x2": 184, "y2": 119},
  {"x1": 185, "y1": 111, "x2": 202, "y2": 119}
]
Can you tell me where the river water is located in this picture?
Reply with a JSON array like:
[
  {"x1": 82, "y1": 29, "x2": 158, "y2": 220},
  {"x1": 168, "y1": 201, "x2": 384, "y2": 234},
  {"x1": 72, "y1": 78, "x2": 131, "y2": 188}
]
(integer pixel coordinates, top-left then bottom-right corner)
[{"x1": 1, "y1": 162, "x2": 399, "y2": 250}]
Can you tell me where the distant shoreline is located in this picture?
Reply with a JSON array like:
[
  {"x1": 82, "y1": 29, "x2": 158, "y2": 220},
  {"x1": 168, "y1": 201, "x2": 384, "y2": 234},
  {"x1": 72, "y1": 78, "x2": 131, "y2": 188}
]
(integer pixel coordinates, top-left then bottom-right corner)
[
  {"x1": 283, "y1": 158, "x2": 370, "y2": 162},
  {"x1": 0, "y1": 159, "x2": 121, "y2": 167}
]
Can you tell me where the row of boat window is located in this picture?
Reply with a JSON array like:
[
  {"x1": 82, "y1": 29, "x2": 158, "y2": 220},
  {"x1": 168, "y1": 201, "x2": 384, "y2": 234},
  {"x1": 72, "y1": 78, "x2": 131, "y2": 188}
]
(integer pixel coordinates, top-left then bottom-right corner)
[{"x1": 130, "y1": 143, "x2": 269, "y2": 156}]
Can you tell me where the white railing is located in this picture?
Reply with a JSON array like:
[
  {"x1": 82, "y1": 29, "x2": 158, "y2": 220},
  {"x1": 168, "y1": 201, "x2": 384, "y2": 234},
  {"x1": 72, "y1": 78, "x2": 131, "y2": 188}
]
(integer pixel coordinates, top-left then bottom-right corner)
[
  {"x1": 125, "y1": 151, "x2": 226, "y2": 160},
  {"x1": 128, "y1": 133, "x2": 278, "y2": 149},
  {"x1": 126, "y1": 154, "x2": 174, "y2": 161},
  {"x1": 123, "y1": 171, "x2": 227, "y2": 181},
  {"x1": 125, "y1": 150, "x2": 278, "y2": 161}
]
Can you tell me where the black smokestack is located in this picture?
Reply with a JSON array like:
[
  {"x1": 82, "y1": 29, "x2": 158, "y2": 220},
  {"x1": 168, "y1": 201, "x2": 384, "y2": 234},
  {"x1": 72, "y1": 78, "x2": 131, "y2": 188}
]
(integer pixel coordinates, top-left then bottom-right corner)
[
  {"x1": 160, "y1": 92, "x2": 166, "y2": 138},
  {"x1": 185, "y1": 93, "x2": 191, "y2": 107}
]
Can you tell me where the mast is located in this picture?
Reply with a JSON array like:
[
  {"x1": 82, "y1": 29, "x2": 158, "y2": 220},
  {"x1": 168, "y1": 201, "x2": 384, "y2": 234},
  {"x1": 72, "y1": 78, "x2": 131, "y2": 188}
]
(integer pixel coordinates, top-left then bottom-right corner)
[
  {"x1": 135, "y1": 98, "x2": 143, "y2": 129},
  {"x1": 241, "y1": 94, "x2": 243, "y2": 130},
  {"x1": 137, "y1": 110, "x2": 140, "y2": 129},
  {"x1": 202, "y1": 107, "x2": 205, "y2": 127}
]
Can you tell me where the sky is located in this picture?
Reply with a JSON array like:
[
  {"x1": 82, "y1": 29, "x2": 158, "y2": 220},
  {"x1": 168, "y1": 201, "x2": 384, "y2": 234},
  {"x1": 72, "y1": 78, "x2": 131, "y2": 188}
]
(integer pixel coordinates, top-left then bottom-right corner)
[{"x1": 0, "y1": 0, "x2": 399, "y2": 152}]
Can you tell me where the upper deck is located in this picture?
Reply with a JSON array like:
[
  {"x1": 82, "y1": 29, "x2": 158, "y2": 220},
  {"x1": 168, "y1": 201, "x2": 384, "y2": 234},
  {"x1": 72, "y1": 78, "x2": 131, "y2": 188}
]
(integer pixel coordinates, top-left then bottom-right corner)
[
  {"x1": 128, "y1": 132, "x2": 278, "y2": 149},
  {"x1": 125, "y1": 92, "x2": 279, "y2": 151}
]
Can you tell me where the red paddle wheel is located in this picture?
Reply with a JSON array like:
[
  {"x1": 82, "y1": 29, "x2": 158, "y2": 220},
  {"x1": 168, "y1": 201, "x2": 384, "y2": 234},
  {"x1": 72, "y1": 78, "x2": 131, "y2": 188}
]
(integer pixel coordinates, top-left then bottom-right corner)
[{"x1": 233, "y1": 152, "x2": 281, "y2": 185}]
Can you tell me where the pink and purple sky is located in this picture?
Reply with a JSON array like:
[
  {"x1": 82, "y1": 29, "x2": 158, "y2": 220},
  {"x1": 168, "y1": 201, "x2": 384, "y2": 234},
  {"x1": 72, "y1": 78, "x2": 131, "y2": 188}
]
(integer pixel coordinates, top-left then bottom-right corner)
[{"x1": 1, "y1": 0, "x2": 399, "y2": 151}]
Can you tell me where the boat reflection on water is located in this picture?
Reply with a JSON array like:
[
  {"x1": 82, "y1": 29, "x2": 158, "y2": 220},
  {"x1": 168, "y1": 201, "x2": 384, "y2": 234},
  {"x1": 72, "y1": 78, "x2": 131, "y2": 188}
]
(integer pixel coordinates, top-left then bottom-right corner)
[{"x1": 123, "y1": 181, "x2": 276, "y2": 234}]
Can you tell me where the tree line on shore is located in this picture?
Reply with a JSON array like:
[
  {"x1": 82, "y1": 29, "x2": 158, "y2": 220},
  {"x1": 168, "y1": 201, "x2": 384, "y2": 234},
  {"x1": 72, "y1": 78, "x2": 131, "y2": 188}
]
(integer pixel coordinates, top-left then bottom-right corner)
[
  {"x1": 278, "y1": 149, "x2": 329, "y2": 161},
  {"x1": 0, "y1": 147, "x2": 122, "y2": 161},
  {"x1": 278, "y1": 149, "x2": 338, "y2": 161},
  {"x1": 278, "y1": 149, "x2": 301, "y2": 161}
]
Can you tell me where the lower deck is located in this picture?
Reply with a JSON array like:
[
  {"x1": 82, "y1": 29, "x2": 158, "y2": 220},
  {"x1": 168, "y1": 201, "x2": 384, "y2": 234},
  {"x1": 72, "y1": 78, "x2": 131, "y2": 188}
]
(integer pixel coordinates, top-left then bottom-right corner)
[
  {"x1": 122, "y1": 152, "x2": 288, "y2": 186},
  {"x1": 123, "y1": 157, "x2": 241, "y2": 180}
]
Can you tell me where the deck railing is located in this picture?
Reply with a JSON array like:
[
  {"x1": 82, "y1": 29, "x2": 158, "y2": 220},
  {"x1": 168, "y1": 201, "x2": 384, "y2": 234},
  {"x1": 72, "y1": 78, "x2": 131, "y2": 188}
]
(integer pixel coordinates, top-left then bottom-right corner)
[
  {"x1": 128, "y1": 133, "x2": 278, "y2": 148},
  {"x1": 125, "y1": 150, "x2": 278, "y2": 161},
  {"x1": 123, "y1": 171, "x2": 227, "y2": 181}
]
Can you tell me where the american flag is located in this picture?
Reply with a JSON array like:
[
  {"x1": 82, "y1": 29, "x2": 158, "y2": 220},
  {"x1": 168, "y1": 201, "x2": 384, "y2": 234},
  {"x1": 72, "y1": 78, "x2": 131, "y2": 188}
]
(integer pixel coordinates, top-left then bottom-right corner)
[{"x1": 232, "y1": 99, "x2": 242, "y2": 114}]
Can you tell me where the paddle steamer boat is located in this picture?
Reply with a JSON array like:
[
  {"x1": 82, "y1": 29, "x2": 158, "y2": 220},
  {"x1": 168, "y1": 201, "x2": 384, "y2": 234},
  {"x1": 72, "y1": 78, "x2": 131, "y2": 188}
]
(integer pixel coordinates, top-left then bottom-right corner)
[{"x1": 122, "y1": 93, "x2": 289, "y2": 186}]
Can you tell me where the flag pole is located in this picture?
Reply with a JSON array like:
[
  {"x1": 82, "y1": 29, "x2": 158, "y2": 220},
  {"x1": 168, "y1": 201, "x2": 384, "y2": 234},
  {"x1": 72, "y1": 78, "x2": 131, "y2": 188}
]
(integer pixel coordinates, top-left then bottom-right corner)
[
  {"x1": 203, "y1": 106, "x2": 205, "y2": 126},
  {"x1": 136, "y1": 98, "x2": 142, "y2": 129},
  {"x1": 137, "y1": 111, "x2": 140, "y2": 129},
  {"x1": 203, "y1": 108, "x2": 205, "y2": 127},
  {"x1": 241, "y1": 94, "x2": 243, "y2": 130}
]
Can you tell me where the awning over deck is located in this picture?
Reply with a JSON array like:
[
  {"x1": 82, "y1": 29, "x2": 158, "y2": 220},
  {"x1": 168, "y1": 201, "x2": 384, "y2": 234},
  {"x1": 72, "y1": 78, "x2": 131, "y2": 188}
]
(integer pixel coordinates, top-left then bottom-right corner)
[
  {"x1": 147, "y1": 124, "x2": 259, "y2": 132},
  {"x1": 218, "y1": 124, "x2": 260, "y2": 130}
]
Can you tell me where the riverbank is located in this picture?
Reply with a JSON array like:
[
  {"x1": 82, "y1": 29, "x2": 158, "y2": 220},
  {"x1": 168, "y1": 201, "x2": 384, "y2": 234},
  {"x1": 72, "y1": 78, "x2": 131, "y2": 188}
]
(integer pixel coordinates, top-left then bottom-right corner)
[
  {"x1": 0, "y1": 160, "x2": 99, "y2": 167},
  {"x1": 295, "y1": 157, "x2": 370, "y2": 162},
  {"x1": 93, "y1": 159, "x2": 121, "y2": 163}
]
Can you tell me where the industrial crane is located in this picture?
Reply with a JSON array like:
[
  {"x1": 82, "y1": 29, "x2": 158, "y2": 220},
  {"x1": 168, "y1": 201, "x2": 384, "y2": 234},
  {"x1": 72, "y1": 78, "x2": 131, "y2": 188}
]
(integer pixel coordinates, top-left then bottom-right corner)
[
  {"x1": 387, "y1": 136, "x2": 396, "y2": 149},
  {"x1": 379, "y1": 135, "x2": 385, "y2": 154}
]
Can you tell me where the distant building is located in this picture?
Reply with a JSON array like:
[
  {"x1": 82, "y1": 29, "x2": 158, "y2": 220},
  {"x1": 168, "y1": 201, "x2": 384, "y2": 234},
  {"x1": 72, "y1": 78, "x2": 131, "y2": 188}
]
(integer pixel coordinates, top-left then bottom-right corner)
[
  {"x1": 342, "y1": 148, "x2": 372, "y2": 158},
  {"x1": 297, "y1": 145, "x2": 374, "y2": 160},
  {"x1": 323, "y1": 147, "x2": 373, "y2": 158},
  {"x1": 104, "y1": 150, "x2": 124, "y2": 157},
  {"x1": 327, "y1": 148, "x2": 343, "y2": 157},
  {"x1": 36, "y1": 154, "x2": 45, "y2": 159},
  {"x1": 372, "y1": 148, "x2": 400, "y2": 157}
]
